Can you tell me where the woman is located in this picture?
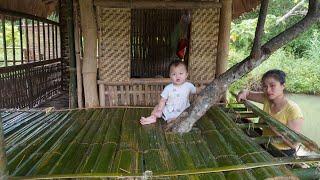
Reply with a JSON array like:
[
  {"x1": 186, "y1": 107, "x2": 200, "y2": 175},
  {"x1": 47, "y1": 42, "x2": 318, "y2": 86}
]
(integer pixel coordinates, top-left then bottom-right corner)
[{"x1": 237, "y1": 69, "x2": 304, "y2": 157}]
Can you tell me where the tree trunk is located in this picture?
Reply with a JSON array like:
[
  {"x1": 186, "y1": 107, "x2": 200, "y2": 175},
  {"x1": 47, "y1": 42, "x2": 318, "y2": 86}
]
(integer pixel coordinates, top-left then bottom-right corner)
[
  {"x1": 79, "y1": 0, "x2": 99, "y2": 107},
  {"x1": 168, "y1": 0, "x2": 320, "y2": 133}
]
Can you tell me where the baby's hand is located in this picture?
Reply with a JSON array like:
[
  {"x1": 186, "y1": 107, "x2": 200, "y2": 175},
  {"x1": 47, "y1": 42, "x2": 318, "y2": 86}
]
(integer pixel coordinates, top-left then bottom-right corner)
[
  {"x1": 153, "y1": 109, "x2": 162, "y2": 117},
  {"x1": 140, "y1": 116, "x2": 157, "y2": 125}
]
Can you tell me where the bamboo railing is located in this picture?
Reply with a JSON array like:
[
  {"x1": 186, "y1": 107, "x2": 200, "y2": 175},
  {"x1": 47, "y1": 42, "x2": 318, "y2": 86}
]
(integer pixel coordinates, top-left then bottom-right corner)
[
  {"x1": 98, "y1": 79, "x2": 210, "y2": 107},
  {"x1": 0, "y1": 8, "x2": 63, "y2": 109},
  {"x1": 0, "y1": 59, "x2": 63, "y2": 108}
]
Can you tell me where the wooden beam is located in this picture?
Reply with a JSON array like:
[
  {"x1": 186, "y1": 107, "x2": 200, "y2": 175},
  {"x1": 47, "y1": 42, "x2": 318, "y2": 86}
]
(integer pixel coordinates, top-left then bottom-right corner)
[
  {"x1": 0, "y1": 7, "x2": 59, "y2": 26},
  {"x1": 94, "y1": 0, "x2": 222, "y2": 9}
]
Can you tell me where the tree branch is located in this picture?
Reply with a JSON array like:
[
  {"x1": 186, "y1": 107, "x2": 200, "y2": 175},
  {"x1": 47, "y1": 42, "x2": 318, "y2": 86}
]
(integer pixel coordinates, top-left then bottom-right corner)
[
  {"x1": 251, "y1": 0, "x2": 269, "y2": 59},
  {"x1": 276, "y1": 0, "x2": 306, "y2": 25},
  {"x1": 168, "y1": 0, "x2": 320, "y2": 133}
]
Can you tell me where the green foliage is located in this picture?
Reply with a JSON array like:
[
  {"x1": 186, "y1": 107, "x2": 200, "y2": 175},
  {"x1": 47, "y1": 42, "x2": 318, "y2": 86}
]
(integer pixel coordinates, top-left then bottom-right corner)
[
  {"x1": 229, "y1": 0, "x2": 320, "y2": 95},
  {"x1": 0, "y1": 21, "x2": 22, "y2": 63}
]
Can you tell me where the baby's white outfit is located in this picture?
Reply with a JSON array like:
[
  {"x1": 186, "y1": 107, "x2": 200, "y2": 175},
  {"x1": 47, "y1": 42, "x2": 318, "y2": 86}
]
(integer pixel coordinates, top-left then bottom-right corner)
[{"x1": 160, "y1": 82, "x2": 196, "y2": 121}]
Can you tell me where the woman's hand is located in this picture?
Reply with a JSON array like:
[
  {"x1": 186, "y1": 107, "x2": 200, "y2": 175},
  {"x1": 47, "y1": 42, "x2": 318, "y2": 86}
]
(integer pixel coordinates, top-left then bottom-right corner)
[{"x1": 236, "y1": 90, "x2": 249, "y2": 102}]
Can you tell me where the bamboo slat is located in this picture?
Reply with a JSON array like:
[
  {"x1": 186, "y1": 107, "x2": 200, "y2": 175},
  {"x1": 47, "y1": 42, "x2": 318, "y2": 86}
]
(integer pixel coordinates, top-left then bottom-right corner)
[
  {"x1": 10, "y1": 112, "x2": 74, "y2": 175},
  {"x1": 112, "y1": 108, "x2": 142, "y2": 174},
  {"x1": 138, "y1": 109, "x2": 173, "y2": 174},
  {"x1": 76, "y1": 109, "x2": 112, "y2": 173},
  {"x1": 31, "y1": 110, "x2": 94, "y2": 174},
  {"x1": 91, "y1": 109, "x2": 124, "y2": 173},
  {"x1": 243, "y1": 100, "x2": 320, "y2": 153},
  {"x1": 1, "y1": 108, "x2": 319, "y2": 179},
  {"x1": 197, "y1": 114, "x2": 256, "y2": 179},
  {"x1": 208, "y1": 107, "x2": 296, "y2": 179}
]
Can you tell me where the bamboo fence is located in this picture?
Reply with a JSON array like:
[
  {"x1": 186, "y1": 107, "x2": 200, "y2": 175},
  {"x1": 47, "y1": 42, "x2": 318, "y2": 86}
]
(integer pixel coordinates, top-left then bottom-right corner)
[{"x1": 0, "y1": 105, "x2": 319, "y2": 179}]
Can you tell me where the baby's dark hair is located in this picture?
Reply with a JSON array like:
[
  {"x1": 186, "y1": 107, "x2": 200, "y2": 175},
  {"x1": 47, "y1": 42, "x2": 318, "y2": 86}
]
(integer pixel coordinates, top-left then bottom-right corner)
[
  {"x1": 261, "y1": 69, "x2": 286, "y2": 85},
  {"x1": 169, "y1": 60, "x2": 188, "y2": 71}
]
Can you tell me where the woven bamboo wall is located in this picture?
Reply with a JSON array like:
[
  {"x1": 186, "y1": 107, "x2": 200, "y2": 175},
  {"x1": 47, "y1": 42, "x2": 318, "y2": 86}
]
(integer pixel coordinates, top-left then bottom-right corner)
[
  {"x1": 189, "y1": 8, "x2": 220, "y2": 81},
  {"x1": 97, "y1": 4, "x2": 220, "y2": 82},
  {"x1": 98, "y1": 8, "x2": 131, "y2": 82}
]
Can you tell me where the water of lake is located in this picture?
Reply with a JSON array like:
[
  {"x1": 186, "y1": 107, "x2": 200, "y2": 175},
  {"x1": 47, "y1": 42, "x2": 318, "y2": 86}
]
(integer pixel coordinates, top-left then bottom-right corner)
[{"x1": 288, "y1": 94, "x2": 320, "y2": 146}]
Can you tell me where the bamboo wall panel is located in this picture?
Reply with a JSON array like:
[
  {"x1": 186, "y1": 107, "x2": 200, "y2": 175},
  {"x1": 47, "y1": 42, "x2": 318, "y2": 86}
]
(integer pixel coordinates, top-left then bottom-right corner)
[
  {"x1": 0, "y1": 59, "x2": 62, "y2": 109},
  {"x1": 189, "y1": 8, "x2": 220, "y2": 81},
  {"x1": 98, "y1": 8, "x2": 131, "y2": 82}
]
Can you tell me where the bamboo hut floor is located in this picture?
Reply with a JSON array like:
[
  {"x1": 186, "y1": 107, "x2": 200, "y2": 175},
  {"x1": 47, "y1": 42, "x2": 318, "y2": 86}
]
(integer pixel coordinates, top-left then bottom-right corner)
[
  {"x1": 1, "y1": 107, "x2": 320, "y2": 179},
  {"x1": 37, "y1": 90, "x2": 69, "y2": 110}
]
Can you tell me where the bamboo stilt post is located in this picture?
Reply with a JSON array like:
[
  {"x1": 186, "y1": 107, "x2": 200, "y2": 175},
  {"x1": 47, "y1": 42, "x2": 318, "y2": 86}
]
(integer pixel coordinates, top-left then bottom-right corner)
[
  {"x1": 0, "y1": 112, "x2": 8, "y2": 180},
  {"x1": 99, "y1": 84, "x2": 105, "y2": 107},
  {"x1": 66, "y1": 0, "x2": 78, "y2": 108},
  {"x1": 216, "y1": 0, "x2": 232, "y2": 103},
  {"x1": 74, "y1": 1, "x2": 84, "y2": 108},
  {"x1": 216, "y1": 0, "x2": 232, "y2": 76},
  {"x1": 79, "y1": 0, "x2": 99, "y2": 107}
]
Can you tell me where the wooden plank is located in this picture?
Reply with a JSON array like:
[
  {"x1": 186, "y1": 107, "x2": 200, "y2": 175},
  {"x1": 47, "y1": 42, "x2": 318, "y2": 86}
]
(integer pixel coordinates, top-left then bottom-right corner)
[{"x1": 95, "y1": 0, "x2": 222, "y2": 9}]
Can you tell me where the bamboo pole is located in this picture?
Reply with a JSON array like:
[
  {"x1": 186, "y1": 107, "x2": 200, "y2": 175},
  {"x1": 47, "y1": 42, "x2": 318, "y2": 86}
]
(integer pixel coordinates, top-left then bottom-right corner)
[
  {"x1": 74, "y1": 1, "x2": 84, "y2": 108},
  {"x1": 243, "y1": 100, "x2": 320, "y2": 153},
  {"x1": 66, "y1": 0, "x2": 78, "y2": 108},
  {"x1": 215, "y1": 0, "x2": 232, "y2": 102},
  {"x1": 99, "y1": 84, "x2": 105, "y2": 107},
  {"x1": 0, "y1": 111, "x2": 8, "y2": 180},
  {"x1": 216, "y1": 0, "x2": 232, "y2": 76},
  {"x1": 12, "y1": 156, "x2": 320, "y2": 179},
  {"x1": 2, "y1": 17, "x2": 8, "y2": 67},
  {"x1": 79, "y1": 0, "x2": 99, "y2": 107}
]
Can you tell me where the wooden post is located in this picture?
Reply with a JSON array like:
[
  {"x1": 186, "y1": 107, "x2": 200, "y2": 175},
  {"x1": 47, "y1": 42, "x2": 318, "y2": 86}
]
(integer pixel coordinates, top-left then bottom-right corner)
[
  {"x1": 66, "y1": 0, "x2": 78, "y2": 108},
  {"x1": 216, "y1": 0, "x2": 232, "y2": 102},
  {"x1": 0, "y1": 112, "x2": 8, "y2": 180}
]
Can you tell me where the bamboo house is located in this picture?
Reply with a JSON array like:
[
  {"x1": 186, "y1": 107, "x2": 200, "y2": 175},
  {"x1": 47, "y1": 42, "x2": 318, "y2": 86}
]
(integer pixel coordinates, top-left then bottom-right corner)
[{"x1": 0, "y1": 0, "x2": 320, "y2": 179}]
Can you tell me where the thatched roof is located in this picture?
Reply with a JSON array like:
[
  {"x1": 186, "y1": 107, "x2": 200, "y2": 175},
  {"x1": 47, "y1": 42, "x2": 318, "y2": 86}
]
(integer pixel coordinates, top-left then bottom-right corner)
[
  {"x1": 0, "y1": 0, "x2": 57, "y2": 18},
  {"x1": 233, "y1": 0, "x2": 260, "y2": 18},
  {"x1": 0, "y1": 0, "x2": 259, "y2": 19}
]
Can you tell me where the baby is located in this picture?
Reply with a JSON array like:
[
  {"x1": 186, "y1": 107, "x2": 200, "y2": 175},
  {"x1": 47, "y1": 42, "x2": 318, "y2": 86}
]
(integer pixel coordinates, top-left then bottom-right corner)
[{"x1": 140, "y1": 60, "x2": 196, "y2": 125}]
